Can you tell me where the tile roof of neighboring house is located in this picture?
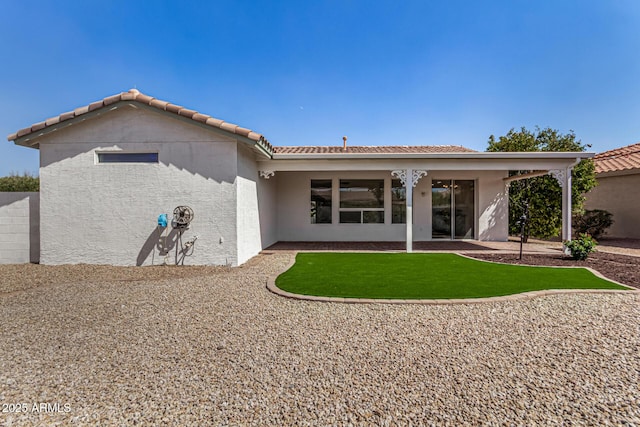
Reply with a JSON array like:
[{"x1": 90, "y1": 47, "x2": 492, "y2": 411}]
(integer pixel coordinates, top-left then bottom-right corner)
[
  {"x1": 593, "y1": 142, "x2": 640, "y2": 174},
  {"x1": 273, "y1": 145, "x2": 476, "y2": 154},
  {"x1": 7, "y1": 89, "x2": 274, "y2": 153}
]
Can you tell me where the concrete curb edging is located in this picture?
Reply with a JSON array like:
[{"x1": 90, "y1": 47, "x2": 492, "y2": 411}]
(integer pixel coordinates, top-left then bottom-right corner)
[{"x1": 266, "y1": 251, "x2": 639, "y2": 305}]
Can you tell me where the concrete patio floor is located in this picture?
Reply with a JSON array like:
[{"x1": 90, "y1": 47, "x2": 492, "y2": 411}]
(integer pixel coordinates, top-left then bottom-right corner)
[
  {"x1": 266, "y1": 238, "x2": 640, "y2": 257},
  {"x1": 265, "y1": 239, "x2": 562, "y2": 254}
]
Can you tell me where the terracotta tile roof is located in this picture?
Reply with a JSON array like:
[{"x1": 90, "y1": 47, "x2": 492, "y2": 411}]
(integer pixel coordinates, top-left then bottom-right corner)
[
  {"x1": 7, "y1": 89, "x2": 273, "y2": 153},
  {"x1": 593, "y1": 143, "x2": 640, "y2": 174},
  {"x1": 273, "y1": 145, "x2": 476, "y2": 154}
]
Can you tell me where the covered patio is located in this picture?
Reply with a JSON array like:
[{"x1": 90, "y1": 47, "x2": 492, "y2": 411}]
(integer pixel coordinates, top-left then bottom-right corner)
[{"x1": 259, "y1": 149, "x2": 592, "y2": 253}]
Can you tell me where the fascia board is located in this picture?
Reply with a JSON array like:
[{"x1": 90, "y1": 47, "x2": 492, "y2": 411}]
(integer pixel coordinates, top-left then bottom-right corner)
[
  {"x1": 258, "y1": 156, "x2": 587, "y2": 172},
  {"x1": 12, "y1": 106, "x2": 120, "y2": 148}
]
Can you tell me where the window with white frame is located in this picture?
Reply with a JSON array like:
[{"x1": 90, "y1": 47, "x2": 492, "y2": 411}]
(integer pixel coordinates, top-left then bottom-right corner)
[{"x1": 339, "y1": 179, "x2": 384, "y2": 223}]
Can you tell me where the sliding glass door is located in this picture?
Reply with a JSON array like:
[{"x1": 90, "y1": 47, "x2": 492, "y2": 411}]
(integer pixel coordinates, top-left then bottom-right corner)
[
  {"x1": 432, "y1": 180, "x2": 475, "y2": 239},
  {"x1": 454, "y1": 180, "x2": 475, "y2": 239},
  {"x1": 432, "y1": 181, "x2": 452, "y2": 238}
]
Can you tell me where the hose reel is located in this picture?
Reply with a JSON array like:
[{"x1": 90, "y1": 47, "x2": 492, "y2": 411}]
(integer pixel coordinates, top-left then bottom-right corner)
[{"x1": 172, "y1": 205, "x2": 194, "y2": 229}]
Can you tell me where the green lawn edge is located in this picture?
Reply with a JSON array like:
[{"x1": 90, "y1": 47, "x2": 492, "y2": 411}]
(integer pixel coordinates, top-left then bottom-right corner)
[{"x1": 275, "y1": 252, "x2": 628, "y2": 300}]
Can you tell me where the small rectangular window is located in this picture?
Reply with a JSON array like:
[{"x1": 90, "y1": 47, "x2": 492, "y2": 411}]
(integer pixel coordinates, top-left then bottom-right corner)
[
  {"x1": 363, "y1": 211, "x2": 384, "y2": 223},
  {"x1": 339, "y1": 211, "x2": 361, "y2": 223},
  {"x1": 97, "y1": 152, "x2": 158, "y2": 163},
  {"x1": 311, "y1": 180, "x2": 332, "y2": 224}
]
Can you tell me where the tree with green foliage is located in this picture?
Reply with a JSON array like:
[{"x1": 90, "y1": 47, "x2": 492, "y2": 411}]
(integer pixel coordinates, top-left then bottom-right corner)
[
  {"x1": 0, "y1": 172, "x2": 39, "y2": 192},
  {"x1": 487, "y1": 127, "x2": 596, "y2": 241}
]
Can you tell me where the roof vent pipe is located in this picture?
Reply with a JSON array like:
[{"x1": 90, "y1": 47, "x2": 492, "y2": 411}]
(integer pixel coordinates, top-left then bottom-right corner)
[{"x1": 343, "y1": 136, "x2": 347, "y2": 151}]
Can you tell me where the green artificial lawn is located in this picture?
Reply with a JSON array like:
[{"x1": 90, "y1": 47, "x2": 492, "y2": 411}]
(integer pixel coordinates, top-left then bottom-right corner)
[{"x1": 275, "y1": 253, "x2": 627, "y2": 299}]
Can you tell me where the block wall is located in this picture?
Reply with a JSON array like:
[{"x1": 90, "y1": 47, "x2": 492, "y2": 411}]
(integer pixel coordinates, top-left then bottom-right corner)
[{"x1": 0, "y1": 192, "x2": 39, "y2": 264}]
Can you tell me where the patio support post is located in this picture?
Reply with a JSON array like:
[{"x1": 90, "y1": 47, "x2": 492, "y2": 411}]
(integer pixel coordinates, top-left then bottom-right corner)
[
  {"x1": 550, "y1": 167, "x2": 572, "y2": 254},
  {"x1": 406, "y1": 168, "x2": 414, "y2": 253},
  {"x1": 562, "y1": 168, "x2": 572, "y2": 252},
  {"x1": 391, "y1": 169, "x2": 427, "y2": 253}
]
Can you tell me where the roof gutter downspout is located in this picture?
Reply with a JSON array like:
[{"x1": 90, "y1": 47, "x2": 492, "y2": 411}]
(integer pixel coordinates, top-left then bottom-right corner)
[{"x1": 570, "y1": 156, "x2": 582, "y2": 169}]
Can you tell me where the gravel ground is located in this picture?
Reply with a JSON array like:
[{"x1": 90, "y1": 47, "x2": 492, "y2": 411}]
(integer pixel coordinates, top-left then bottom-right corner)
[{"x1": 1, "y1": 253, "x2": 639, "y2": 425}]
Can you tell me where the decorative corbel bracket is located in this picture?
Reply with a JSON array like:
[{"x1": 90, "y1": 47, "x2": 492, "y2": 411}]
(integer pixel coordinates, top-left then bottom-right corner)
[
  {"x1": 259, "y1": 170, "x2": 275, "y2": 179},
  {"x1": 548, "y1": 169, "x2": 565, "y2": 188},
  {"x1": 391, "y1": 169, "x2": 428, "y2": 188},
  {"x1": 391, "y1": 170, "x2": 407, "y2": 186}
]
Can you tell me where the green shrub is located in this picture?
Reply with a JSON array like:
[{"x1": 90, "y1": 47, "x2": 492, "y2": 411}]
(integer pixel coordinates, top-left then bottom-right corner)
[
  {"x1": 0, "y1": 173, "x2": 39, "y2": 192},
  {"x1": 564, "y1": 233, "x2": 598, "y2": 260},
  {"x1": 573, "y1": 209, "x2": 613, "y2": 239}
]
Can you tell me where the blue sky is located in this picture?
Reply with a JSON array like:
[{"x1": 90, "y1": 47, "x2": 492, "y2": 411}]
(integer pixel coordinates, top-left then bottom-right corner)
[{"x1": 2, "y1": 0, "x2": 639, "y2": 176}]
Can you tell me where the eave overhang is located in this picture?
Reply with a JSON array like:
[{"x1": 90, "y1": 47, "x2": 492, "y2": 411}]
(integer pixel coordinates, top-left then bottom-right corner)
[
  {"x1": 8, "y1": 90, "x2": 274, "y2": 159},
  {"x1": 260, "y1": 152, "x2": 593, "y2": 172}
]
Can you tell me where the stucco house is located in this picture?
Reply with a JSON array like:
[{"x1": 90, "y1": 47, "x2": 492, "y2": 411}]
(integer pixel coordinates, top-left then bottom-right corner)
[
  {"x1": 6, "y1": 89, "x2": 592, "y2": 266},
  {"x1": 585, "y1": 143, "x2": 640, "y2": 239}
]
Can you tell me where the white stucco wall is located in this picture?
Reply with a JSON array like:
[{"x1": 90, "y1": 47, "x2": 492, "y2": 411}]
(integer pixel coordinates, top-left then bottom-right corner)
[
  {"x1": 0, "y1": 192, "x2": 39, "y2": 264},
  {"x1": 276, "y1": 170, "x2": 508, "y2": 242},
  {"x1": 38, "y1": 106, "x2": 241, "y2": 266},
  {"x1": 585, "y1": 172, "x2": 640, "y2": 239},
  {"x1": 236, "y1": 144, "x2": 275, "y2": 265},
  {"x1": 257, "y1": 173, "x2": 278, "y2": 250},
  {"x1": 472, "y1": 171, "x2": 509, "y2": 241}
]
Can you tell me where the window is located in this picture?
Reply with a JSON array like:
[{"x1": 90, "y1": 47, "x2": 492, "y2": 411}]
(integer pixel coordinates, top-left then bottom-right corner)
[
  {"x1": 339, "y1": 179, "x2": 384, "y2": 224},
  {"x1": 391, "y1": 179, "x2": 406, "y2": 224},
  {"x1": 310, "y1": 180, "x2": 332, "y2": 224},
  {"x1": 97, "y1": 152, "x2": 159, "y2": 163}
]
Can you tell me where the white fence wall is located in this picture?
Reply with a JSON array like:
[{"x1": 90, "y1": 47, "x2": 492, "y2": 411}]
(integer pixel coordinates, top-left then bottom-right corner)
[{"x1": 0, "y1": 192, "x2": 39, "y2": 264}]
